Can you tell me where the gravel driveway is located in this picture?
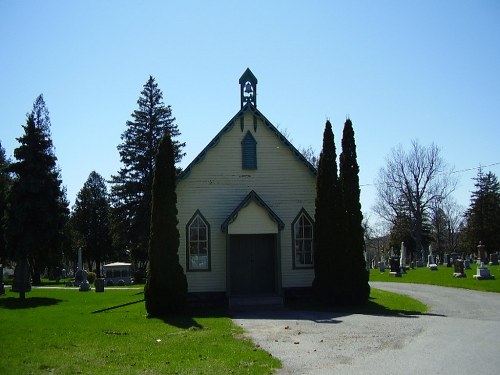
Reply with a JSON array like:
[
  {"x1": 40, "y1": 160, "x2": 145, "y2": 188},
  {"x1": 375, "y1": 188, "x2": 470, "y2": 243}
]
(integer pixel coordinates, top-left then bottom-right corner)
[{"x1": 232, "y1": 282, "x2": 500, "y2": 374}]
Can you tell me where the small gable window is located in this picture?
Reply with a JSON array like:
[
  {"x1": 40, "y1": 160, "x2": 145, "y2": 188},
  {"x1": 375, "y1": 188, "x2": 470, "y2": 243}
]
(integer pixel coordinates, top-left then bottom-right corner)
[
  {"x1": 292, "y1": 209, "x2": 314, "y2": 268},
  {"x1": 241, "y1": 131, "x2": 257, "y2": 169},
  {"x1": 186, "y1": 211, "x2": 210, "y2": 271}
]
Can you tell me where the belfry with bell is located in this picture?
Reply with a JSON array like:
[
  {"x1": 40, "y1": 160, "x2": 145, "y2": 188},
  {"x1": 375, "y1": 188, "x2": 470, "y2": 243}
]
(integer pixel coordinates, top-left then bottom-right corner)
[{"x1": 239, "y1": 68, "x2": 258, "y2": 108}]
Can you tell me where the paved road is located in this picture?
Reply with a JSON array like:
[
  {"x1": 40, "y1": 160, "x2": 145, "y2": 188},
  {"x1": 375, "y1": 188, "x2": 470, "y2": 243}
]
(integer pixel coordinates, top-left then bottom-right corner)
[{"x1": 232, "y1": 283, "x2": 500, "y2": 374}]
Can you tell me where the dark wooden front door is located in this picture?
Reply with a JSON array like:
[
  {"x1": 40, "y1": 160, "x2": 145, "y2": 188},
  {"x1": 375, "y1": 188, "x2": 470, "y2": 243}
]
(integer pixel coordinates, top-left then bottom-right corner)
[{"x1": 230, "y1": 234, "x2": 276, "y2": 294}]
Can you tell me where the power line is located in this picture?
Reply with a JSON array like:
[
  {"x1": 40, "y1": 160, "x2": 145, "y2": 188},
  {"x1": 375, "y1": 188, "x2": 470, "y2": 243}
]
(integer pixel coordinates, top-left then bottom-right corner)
[{"x1": 360, "y1": 161, "x2": 500, "y2": 188}]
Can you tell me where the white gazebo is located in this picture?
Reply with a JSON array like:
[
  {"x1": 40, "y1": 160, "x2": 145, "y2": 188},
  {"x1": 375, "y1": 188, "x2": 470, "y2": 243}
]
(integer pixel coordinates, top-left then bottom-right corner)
[{"x1": 103, "y1": 262, "x2": 132, "y2": 286}]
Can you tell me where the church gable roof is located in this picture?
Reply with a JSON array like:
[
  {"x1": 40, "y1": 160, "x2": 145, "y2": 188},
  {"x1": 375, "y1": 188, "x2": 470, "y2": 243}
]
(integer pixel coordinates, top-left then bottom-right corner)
[
  {"x1": 178, "y1": 102, "x2": 317, "y2": 181},
  {"x1": 221, "y1": 190, "x2": 285, "y2": 232}
]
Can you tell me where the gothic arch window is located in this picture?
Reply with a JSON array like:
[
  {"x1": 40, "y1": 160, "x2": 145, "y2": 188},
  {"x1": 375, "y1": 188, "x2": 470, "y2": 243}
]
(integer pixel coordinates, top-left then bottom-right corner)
[
  {"x1": 241, "y1": 131, "x2": 257, "y2": 169},
  {"x1": 186, "y1": 211, "x2": 210, "y2": 271},
  {"x1": 292, "y1": 209, "x2": 314, "y2": 268}
]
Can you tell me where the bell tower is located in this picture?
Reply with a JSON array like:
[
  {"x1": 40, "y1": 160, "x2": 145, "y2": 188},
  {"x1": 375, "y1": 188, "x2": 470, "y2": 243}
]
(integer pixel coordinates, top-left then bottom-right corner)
[{"x1": 239, "y1": 68, "x2": 258, "y2": 108}]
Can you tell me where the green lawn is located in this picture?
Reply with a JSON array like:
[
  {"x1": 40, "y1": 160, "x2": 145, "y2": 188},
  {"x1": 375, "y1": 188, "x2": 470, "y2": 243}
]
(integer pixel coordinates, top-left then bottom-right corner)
[
  {"x1": 0, "y1": 285, "x2": 428, "y2": 374},
  {"x1": 370, "y1": 263, "x2": 500, "y2": 292},
  {"x1": 0, "y1": 288, "x2": 280, "y2": 375}
]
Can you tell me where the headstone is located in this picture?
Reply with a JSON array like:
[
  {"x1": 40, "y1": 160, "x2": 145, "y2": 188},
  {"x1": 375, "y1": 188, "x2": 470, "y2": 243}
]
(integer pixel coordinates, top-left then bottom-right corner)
[
  {"x1": 416, "y1": 260, "x2": 424, "y2": 267},
  {"x1": 427, "y1": 255, "x2": 438, "y2": 270},
  {"x1": 464, "y1": 259, "x2": 471, "y2": 270},
  {"x1": 389, "y1": 257, "x2": 401, "y2": 277},
  {"x1": 95, "y1": 278, "x2": 105, "y2": 292},
  {"x1": 79, "y1": 270, "x2": 91, "y2": 291},
  {"x1": 473, "y1": 262, "x2": 495, "y2": 280},
  {"x1": 450, "y1": 252, "x2": 459, "y2": 265},
  {"x1": 0, "y1": 265, "x2": 5, "y2": 295},
  {"x1": 443, "y1": 253, "x2": 451, "y2": 267},
  {"x1": 378, "y1": 261, "x2": 386, "y2": 272},
  {"x1": 77, "y1": 247, "x2": 83, "y2": 272},
  {"x1": 489, "y1": 253, "x2": 499, "y2": 266},
  {"x1": 477, "y1": 242, "x2": 487, "y2": 263},
  {"x1": 400, "y1": 242, "x2": 407, "y2": 273},
  {"x1": 453, "y1": 259, "x2": 466, "y2": 278},
  {"x1": 12, "y1": 258, "x2": 32, "y2": 298},
  {"x1": 74, "y1": 270, "x2": 85, "y2": 287}
]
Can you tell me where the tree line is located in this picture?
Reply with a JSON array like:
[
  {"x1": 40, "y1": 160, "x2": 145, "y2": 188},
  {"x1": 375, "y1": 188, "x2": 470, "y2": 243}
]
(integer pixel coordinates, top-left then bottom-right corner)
[
  {"x1": 1, "y1": 74, "x2": 499, "y2": 306},
  {"x1": 369, "y1": 141, "x2": 500, "y2": 263},
  {"x1": 0, "y1": 76, "x2": 185, "y2": 289}
]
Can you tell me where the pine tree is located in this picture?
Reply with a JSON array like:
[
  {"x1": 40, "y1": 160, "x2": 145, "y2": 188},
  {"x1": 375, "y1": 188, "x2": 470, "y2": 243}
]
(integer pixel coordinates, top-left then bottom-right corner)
[
  {"x1": 144, "y1": 132, "x2": 187, "y2": 316},
  {"x1": 111, "y1": 76, "x2": 185, "y2": 269},
  {"x1": 5, "y1": 102, "x2": 68, "y2": 288},
  {"x1": 71, "y1": 171, "x2": 112, "y2": 277},
  {"x1": 339, "y1": 119, "x2": 369, "y2": 304},
  {"x1": 312, "y1": 120, "x2": 345, "y2": 304},
  {"x1": 463, "y1": 170, "x2": 500, "y2": 251},
  {"x1": 0, "y1": 142, "x2": 12, "y2": 265}
]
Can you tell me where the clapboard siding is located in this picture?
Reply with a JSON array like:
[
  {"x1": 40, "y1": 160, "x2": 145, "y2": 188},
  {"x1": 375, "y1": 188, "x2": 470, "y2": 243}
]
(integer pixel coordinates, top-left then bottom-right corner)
[{"x1": 177, "y1": 112, "x2": 316, "y2": 292}]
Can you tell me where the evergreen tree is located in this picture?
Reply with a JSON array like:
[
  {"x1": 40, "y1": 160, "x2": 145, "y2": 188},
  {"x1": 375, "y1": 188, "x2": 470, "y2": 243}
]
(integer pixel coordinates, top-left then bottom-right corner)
[
  {"x1": 144, "y1": 132, "x2": 187, "y2": 316},
  {"x1": 463, "y1": 170, "x2": 500, "y2": 251},
  {"x1": 339, "y1": 119, "x2": 369, "y2": 304},
  {"x1": 5, "y1": 103, "x2": 68, "y2": 287},
  {"x1": 111, "y1": 76, "x2": 185, "y2": 269},
  {"x1": 0, "y1": 142, "x2": 12, "y2": 265},
  {"x1": 312, "y1": 120, "x2": 345, "y2": 304},
  {"x1": 71, "y1": 171, "x2": 112, "y2": 277}
]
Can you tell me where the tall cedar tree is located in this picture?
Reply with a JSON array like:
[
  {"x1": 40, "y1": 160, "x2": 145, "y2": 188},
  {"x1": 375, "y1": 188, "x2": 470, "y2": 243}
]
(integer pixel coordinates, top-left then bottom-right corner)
[
  {"x1": 5, "y1": 97, "x2": 68, "y2": 285},
  {"x1": 111, "y1": 76, "x2": 185, "y2": 269},
  {"x1": 463, "y1": 170, "x2": 500, "y2": 251},
  {"x1": 71, "y1": 171, "x2": 113, "y2": 277},
  {"x1": 339, "y1": 119, "x2": 370, "y2": 304},
  {"x1": 0, "y1": 142, "x2": 12, "y2": 265},
  {"x1": 312, "y1": 120, "x2": 346, "y2": 305},
  {"x1": 144, "y1": 133, "x2": 187, "y2": 316}
]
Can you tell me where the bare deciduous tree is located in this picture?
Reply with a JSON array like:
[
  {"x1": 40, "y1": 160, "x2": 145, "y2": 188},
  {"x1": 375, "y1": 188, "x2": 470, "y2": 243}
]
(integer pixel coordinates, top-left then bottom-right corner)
[{"x1": 374, "y1": 140, "x2": 457, "y2": 261}]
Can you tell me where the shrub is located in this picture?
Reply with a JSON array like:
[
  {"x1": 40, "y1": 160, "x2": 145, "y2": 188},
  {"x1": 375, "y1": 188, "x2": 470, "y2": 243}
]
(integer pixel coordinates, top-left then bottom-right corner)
[{"x1": 87, "y1": 272, "x2": 96, "y2": 284}]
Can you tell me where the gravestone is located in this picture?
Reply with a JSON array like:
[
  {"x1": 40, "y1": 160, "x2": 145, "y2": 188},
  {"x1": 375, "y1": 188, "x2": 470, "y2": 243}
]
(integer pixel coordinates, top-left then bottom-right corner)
[
  {"x1": 489, "y1": 253, "x2": 499, "y2": 266},
  {"x1": 427, "y1": 255, "x2": 438, "y2": 270},
  {"x1": 450, "y1": 252, "x2": 459, "y2": 265},
  {"x1": 400, "y1": 242, "x2": 407, "y2": 273},
  {"x1": 78, "y1": 270, "x2": 91, "y2": 291},
  {"x1": 464, "y1": 259, "x2": 471, "y2": 270},
  {"x1": 443, "y1": 253, "x2": 452, "y2": 267},
  {"x1": 74, "y1": 270, "x2": 85, "y2": 287},
  {"x1": 389, "y1": 257, "x2": 401, "y2": 277},
  {"x1": 12, "y1": 259, "x2": 32, "y2": 299},
  {"x1": 95, "y1": 278, "x2": 105, "y2": 292},
  {"x1": 477, "y1": 242, "x2": 487, "y2": 263},
  {"x1": 0, "y1": 265, "x2": 5, "y2": 295},
  {"x1": 473, "y1": 263, "x2": 495, "y2": 280},
  {"x1": 453, "y1": 259, "x2": 466, "y2": 278},
  {"x1": 378, "y1": 261, "x2": 386, "y2": 272}
]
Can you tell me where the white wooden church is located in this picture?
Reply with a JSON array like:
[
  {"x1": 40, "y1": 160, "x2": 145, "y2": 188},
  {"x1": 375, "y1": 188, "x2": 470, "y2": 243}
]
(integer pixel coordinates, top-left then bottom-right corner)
[{"x1": 176, "y1": 69, "x2": 317, "y2": 301}]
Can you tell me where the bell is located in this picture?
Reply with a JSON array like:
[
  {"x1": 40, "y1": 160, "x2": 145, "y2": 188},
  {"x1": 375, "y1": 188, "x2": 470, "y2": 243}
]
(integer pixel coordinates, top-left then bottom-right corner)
[{"x1": 244, "y1": 82, "x2": 253, "y2": 94}]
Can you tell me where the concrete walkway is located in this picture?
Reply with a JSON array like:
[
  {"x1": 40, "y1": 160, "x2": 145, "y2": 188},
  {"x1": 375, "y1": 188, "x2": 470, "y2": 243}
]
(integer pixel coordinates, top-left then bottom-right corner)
[{"x1": 232, "y1": 282, "x2": 500, "y2": 374}]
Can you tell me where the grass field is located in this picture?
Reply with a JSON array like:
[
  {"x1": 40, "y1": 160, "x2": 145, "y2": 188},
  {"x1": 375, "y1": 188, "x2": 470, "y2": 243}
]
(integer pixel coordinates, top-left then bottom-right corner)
[
  {"x1": 370, "y1": 262, "x2": 500, "y2": 293},
  {"x1": 0, "y1": 285, "x2": 427, "y2": 375}
]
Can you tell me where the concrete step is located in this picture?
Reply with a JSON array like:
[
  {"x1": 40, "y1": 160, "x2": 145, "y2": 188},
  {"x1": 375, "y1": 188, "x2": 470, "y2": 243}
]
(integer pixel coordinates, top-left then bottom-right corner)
[{"x1": 229, "y1": 294, "x2": 283, "y2": 309}]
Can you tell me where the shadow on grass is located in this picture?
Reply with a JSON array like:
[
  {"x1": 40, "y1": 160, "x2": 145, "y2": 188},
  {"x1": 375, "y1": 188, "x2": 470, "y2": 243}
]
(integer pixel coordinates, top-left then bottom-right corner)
[
  {"x1": 92, "y1": 299, "x2": 145, "y2": 314},
  {"x1": 0, "y1": 296, "x2": 63, "y2": 309},
  {"x1": 148, "y1": 307, "x2": 230, "y2": 330}
]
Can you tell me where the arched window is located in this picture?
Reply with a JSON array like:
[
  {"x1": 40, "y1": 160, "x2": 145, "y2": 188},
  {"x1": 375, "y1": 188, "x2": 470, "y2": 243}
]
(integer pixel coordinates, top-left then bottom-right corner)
[
  {"x1": 292, "y1": 209, "x2": 314, "y2": 268},
  {"x1": 186, "y1": 211, "x2": 210, "y2": 271}
]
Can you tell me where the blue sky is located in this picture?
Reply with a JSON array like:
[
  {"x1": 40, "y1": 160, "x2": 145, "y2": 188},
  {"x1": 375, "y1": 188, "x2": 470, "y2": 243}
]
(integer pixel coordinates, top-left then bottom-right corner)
[{"x1": 1, "y1": 0, "x2": 499, "y2": 227}]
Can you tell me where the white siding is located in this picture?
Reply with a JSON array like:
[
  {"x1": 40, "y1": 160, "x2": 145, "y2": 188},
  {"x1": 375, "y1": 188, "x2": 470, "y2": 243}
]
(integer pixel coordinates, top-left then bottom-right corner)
[{"x1": 177, "y1": 112, "x2": 316, "y2": 292}]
